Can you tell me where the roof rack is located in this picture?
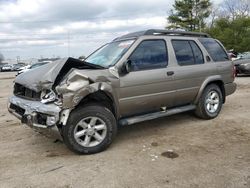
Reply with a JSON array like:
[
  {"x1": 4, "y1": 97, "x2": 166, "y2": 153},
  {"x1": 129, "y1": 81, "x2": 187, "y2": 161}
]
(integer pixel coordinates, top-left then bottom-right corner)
[
  {"x1": 144, "y1": 29, "x2": 210, "y2": 37},
  {"x1": 114, "y1": 29, "x2": 210, "y2": 41}
]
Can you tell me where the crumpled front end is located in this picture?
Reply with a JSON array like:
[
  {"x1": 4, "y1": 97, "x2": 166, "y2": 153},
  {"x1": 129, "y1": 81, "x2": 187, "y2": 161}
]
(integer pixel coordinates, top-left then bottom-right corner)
[
  {"x1": 8, "y1": 95, "x2": 63, "y2": 139},
  {"x1": 8, "y1": 57, "x2": 119, "y2": 140},
  {"x1": 7, "y1": 57, "x2": 90, "y2": 139}
]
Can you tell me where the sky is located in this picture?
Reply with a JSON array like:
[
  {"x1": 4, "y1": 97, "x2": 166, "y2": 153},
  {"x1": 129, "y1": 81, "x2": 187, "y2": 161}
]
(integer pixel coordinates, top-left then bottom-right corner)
[{"x1": 0, "y1": 0, "x2": 223, "y2": 60}]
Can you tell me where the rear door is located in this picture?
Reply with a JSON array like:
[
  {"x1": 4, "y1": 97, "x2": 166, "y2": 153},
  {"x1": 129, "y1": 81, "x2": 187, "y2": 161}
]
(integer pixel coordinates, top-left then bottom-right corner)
[
  {"x1": 170, "y1": 39, "x2": 214, "y2": 106},
  {"x1": 119, "y1": 39, "x2": 175, "y2": 116}
]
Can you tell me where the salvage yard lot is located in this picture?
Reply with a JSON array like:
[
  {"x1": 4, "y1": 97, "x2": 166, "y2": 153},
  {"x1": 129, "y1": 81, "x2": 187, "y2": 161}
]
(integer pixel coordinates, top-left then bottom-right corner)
[{"x1": 0, "y1": 72, "x2": 249, "y2": 188}]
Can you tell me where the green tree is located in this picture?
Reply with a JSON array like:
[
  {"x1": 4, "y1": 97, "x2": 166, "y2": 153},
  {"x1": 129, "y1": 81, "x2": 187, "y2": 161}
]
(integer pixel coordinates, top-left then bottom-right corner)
[
  {"x1": 167, "y1": 0, "x2": 212, "y2": 31},
  {"x1": 206, "y1": 16, "x2": 250, "y2": 52}
]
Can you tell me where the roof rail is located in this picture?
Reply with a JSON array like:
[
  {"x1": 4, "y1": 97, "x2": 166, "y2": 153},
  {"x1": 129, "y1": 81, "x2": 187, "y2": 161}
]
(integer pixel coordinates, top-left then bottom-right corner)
[
  {"x1": 144, "y1": 29, "x2": 210, "y2": 38},
  {"x1": 113, "y1": 31, "x2": 147, "y2": 41},
  {"x1": 114, "y1": 29, "x2": 210, "y2": 41}
]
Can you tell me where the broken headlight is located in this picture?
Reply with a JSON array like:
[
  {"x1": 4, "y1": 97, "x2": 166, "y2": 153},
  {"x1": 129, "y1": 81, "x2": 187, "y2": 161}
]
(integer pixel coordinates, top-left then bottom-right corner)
[{"x1": 41, "y1": 89, "x2": 57, "y2": 104}]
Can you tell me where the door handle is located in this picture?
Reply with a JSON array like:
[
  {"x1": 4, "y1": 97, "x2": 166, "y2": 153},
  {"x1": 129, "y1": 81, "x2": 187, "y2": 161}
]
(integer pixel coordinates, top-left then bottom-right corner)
[{"x1": 167, "y1": 71, "x2": 174, "y2": 76}]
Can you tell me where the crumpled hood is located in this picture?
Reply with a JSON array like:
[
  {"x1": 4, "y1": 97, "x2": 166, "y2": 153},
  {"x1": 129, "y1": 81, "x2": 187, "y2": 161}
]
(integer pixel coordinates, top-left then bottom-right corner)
[{"x1": 15, "y1": 57, "x2": 103, "y2": 92}]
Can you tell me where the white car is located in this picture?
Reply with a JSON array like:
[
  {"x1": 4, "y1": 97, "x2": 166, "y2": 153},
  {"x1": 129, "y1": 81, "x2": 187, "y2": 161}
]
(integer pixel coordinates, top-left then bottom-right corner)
[
  {"x1": 1, "y1": 64, "x2": 13, "y2": 72},
  {"x1": 17, "y1": 62, "x2": 48, "y2": 75}
]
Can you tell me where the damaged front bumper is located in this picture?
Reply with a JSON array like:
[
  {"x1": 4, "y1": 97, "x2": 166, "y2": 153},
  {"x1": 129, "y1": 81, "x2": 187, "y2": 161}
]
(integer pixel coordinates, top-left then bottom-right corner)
[{"x1": 8, "y1": 95, "x2": 64, "y2": 140}]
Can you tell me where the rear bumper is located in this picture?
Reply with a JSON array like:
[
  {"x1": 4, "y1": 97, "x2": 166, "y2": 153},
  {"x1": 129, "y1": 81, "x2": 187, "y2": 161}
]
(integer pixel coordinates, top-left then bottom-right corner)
[
  {"x1": 8, "y1": 95, "x2": 63, "y2": 140},
  {"x1": 225, "y1": 82, "x2": 237, "y2": 96}
]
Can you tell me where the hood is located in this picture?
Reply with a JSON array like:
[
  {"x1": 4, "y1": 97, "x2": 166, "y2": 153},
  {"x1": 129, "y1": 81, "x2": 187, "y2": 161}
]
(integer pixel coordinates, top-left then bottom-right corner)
[
  {"x1": 15, "y1": 57, "x2": 104, "y2": 92},
  {"x1": 233, "y1": 59, "x2": 250, "y2": 65}
]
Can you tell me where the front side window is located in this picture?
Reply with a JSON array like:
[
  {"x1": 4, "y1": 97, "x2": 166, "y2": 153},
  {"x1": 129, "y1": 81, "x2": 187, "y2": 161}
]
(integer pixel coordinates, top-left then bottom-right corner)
[
  {"x1": 129, "y1": 40, "x2": 168, "y2": 71},
  {"x1": 199, "y1": 38, "x2": 229, "y2": 62},
  {"x1": 172, "y1": 40, "x2": 204, "y2": 66},
  {"x1": 85, "y1": 40, "x2": 135, "y2": 68},
  {"x1": 241, "y1": 53, "x2": 250, "y2": 59}
]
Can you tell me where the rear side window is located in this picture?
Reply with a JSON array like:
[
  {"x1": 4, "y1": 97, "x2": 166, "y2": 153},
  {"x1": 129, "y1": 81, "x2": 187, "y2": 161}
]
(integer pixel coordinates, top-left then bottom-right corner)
[
  {"x1": 172, "y1": 40, "x2": 204, "y2": 66},
  {"x1": 199, "y1": 38, "x2": 229, "y2": 62},
  {"x1": 189, "y1": 41, "x2": 204, "y2": 65},
  {"x1": 129, "y1": 40, "x2": 168, "y2": 71}
]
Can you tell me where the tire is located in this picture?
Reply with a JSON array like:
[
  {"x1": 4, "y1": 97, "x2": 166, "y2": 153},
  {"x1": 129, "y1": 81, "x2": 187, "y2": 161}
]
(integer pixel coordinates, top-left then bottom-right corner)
[
  {"x1": 62, "y1": 104, "x2": 117, "y2": 154},
  {"x1": 195, "y1": 84, "x2": 223, "y2": 119}
]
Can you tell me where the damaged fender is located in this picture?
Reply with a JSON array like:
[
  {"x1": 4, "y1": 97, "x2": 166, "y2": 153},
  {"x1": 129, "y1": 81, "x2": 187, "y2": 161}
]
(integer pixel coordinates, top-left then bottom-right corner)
[{"x1": 56, "y1": 68, "x2": 120, "y2": 115}]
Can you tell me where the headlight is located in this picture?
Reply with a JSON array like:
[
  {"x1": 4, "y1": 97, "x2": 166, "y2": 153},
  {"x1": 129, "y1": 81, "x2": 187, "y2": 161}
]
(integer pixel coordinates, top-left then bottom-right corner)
[{"x1": 41, "y1": 89, "x2": 57, "y2": 104}]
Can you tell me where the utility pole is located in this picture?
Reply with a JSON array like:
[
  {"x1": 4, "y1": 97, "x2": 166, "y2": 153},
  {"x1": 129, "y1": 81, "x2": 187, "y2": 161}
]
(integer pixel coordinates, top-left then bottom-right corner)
[{"x1": 16, "y1": 56, "x2": 20, "y2": 63}]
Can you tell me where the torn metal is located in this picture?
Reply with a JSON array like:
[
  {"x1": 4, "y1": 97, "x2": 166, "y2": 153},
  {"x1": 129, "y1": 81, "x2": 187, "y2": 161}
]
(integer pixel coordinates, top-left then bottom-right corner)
[{"x1": 56, "y1": 68, "x2": 119, "y2": 109}]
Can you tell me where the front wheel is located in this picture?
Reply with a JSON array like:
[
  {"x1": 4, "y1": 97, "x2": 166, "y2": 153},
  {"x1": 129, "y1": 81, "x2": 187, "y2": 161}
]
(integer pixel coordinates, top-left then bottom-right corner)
[
  {"x1": 195, "y1": 84, "x2": 223, "y2": 119},
  {"x1": 62, "y1": 104, "x2": 117, "y2": 154}
]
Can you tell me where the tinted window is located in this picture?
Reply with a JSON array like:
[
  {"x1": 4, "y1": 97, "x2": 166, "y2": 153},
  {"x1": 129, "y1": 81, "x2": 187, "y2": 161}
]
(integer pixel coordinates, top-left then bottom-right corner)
[
  {"x1": 190, "y1": 41, "x2": 204, "y2": 65},
  {"x1": 172, "y1": 40, "x2": 204, "y2": 66},
  {"x1": 172, "y1": 40, "x2": 193, "y2": 66},
  {"x1": 199, "y1": 38, "x2": 229, "y2": 62},
  {"x1": 129, "y1": 40, "x2": 168, "y2": 71}
]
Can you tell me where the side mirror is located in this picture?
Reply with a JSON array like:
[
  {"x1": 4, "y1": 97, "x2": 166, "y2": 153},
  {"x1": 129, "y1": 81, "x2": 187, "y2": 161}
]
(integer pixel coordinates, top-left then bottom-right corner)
[{"x1": 124, "y1": 59, "x2": 132, "y2": 73}]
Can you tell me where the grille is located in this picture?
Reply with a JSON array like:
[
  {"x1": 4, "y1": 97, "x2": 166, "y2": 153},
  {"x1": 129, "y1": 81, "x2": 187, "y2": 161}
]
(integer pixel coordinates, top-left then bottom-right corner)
[
  {"x1": 14, "y1": 83, "x2": 41, "y2": 100},
  {"x1": 9, "y1": 103, "x2": 25, "y2": 117}
]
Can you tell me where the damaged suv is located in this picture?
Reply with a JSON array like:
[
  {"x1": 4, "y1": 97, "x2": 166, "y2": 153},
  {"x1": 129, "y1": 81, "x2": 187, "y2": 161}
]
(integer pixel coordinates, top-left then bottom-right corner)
[{"x1": 8, "y1": 29, "x2": 236, "y2": 154}]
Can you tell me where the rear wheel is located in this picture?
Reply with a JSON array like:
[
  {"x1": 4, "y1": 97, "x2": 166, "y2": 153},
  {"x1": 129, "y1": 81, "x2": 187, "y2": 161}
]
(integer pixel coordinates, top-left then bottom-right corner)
[
  {"x1": 195, "y1": 84, "x2": 223, "y2": 119},
  {"x1": 62, "y1": 104, "x2": 117, "y2": 154}
]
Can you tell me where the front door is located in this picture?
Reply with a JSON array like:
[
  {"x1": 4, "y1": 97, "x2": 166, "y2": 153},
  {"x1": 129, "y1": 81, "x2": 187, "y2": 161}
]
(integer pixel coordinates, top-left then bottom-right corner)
[{"x1": 119, "y1": 39, "x2": 176, "y2": 117}]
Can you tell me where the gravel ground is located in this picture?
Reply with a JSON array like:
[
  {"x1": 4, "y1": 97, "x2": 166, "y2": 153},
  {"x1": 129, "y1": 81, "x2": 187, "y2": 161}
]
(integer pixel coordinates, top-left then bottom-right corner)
[{"x1": 0, "y1": 72, "x2": 249, "y2": 188}]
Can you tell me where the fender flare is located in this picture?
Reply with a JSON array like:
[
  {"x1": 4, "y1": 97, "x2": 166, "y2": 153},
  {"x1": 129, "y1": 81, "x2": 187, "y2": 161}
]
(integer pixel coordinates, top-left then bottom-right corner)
[{"x1": 194, "y1": 75, "x2": 224, "y2": 104}]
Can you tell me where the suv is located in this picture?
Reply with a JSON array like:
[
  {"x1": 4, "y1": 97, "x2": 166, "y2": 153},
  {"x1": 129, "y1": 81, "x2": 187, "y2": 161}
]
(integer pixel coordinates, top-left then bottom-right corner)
[{"x1": 8, "y1": 29, "x2": 236, "y2": 154}]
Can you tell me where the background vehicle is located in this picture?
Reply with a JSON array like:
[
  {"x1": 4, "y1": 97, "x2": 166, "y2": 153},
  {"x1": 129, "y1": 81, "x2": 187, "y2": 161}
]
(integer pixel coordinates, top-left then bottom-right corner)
[
  {"x1": 8, "y1": 29, "x2": 236, "y2": 154},
  {"x1": 1, "y1": 64, "x2": 13, "y2": 72},
  {"x1": 12, "y1": 64, "x2": 26, "y2": 71},
  {"x1": 0, "y1": 63, "x2": 7, "y2": 72},
  {"x1": 17, "y1": 62, "x2": 49, "y2": 75},
  {"x1": 234, "y1": 52, "x2": 250, "y2": 75}
]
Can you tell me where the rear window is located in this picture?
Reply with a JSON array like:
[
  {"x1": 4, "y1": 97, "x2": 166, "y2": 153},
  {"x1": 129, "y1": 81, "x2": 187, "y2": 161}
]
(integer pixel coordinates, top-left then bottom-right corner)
[{"x1": 199, "y1": 38, "x2": 229, "y2": 62}]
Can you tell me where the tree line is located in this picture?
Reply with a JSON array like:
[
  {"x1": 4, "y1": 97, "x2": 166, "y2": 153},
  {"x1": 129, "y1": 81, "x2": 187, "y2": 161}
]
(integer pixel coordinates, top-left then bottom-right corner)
[{"x1": 167, "y1": 0, "x2": 250, "y2": 52}]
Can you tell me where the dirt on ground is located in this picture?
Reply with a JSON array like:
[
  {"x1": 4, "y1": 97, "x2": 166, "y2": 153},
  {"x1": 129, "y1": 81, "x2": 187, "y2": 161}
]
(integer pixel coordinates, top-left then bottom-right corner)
[{"x1": 0, "y1": 72, "x2": 249, "y2": 188}]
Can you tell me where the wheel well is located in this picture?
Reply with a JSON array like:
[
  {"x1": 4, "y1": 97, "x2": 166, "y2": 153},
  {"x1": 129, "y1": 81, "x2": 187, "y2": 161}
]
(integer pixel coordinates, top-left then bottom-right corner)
[
  {"x1": 208, "y1": 80, "x2": 226, "y2": 103},
  {"x1": 76, "y1": 91, "x2": 117, "y2": 118}
]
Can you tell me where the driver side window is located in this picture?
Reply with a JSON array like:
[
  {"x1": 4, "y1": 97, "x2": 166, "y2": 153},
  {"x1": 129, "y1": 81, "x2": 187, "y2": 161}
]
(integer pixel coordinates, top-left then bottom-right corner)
[{"x1": 129, "y1": 40, "x2": 168, "y2": 71}]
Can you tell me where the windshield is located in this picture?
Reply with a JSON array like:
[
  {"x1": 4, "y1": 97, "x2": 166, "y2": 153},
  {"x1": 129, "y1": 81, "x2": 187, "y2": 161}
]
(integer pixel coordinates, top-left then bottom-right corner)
[
  {"x1": 85, "y1": 39, "x2": 135, "y2": 68},
  {"x1": 242, "y1": 53, "x2": 250, "y2": 59},
  {"x1": 31, "y1": 63, "x2": 47, "y2": 69}
]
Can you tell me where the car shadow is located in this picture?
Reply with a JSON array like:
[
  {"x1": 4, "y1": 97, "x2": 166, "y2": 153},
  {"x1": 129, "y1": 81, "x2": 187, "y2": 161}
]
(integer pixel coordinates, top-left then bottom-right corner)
[
  {"x1": 236, "y1": 74, "x2": 250, "y2": 77},
  {"x1": 115, "y1": 111, "x2": 199, "y2": 142}
]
